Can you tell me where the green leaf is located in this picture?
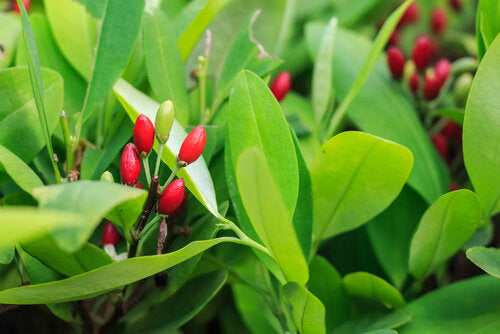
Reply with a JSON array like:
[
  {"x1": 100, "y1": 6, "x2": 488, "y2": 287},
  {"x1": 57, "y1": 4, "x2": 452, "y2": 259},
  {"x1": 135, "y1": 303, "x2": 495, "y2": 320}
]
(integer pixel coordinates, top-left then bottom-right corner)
[
  {"x1": 33, "y1": 181, "x2": 147, "y2": 252},
  {"x1": 143, "y1": 7, "x2": 190, "y2": 126},
  {"x1": 476, "y1": 0, "x2": 500, "y2": 60},
  {"x1": 81, "y1": 0, "x2": 145, "y2": 122},
  {"x1": 430, "y1": 108, "x2": 465, "y2": 125},
  {"x1": 333, "y1": 310, "x2": 411, "y2": 334},
  {"x1": 236, "y1": 148, "x2": 308, "y2": 284},
  {"x1": 44, "y1": 0, "x2": 98, "y2": 80},
  {"x1": 74, "y1": 0, "x2": 106, "y2": 19},
  {"x1": 466, "y1": 247, "x2": 500, "y2": 279},
  {"x1": 113, "y1": 78, "x2": 220, "y2": 218},
  {"x1": 0, "y1": 13, "x2": 21, "y2": 68},
  {"x1": 0, "y1": 244, "x2": 14, "y2": 265},
  {"x1": 400, "y1": 276, "x2": 500, "y2": 333},
  {"x1": 463, "y1": 35, "x2": 500, "y2": 218},
  {"x1": 283, "y1": 282, "x2": 326, "y2": 334},
  {"x1": 312, "y1": 17, "x2": 337, "y2": 123},
  {"x1": 0, "y1": 145, "x2": 43, "y2": 195},
  {"x1": 0, "y1": 67, "x2": 63, "y2": 163},
  {"x1": 366, "y1": 187, "x2": 427, "y2": 289},
  {"x1": 310, "y1": 131, "x2": 413, "y2": 242},
  {"x1": 409, "y1": 190, "x2": 482, "y2": 280},
  {"x1": 343, "y1": 272, "x2": 405, "y2": 309}
]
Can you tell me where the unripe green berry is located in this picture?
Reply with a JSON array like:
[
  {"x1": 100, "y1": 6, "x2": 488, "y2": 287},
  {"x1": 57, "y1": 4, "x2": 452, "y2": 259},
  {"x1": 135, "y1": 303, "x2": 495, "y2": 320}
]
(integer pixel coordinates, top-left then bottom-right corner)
[
  {"x1": 100, "y1": 171, "x2": 114, "y2": 183},
  {"x1": 453, "y1": 73, "x2": 473, "y2": 107},
  {"x1": 155, "y1": 100, "x2": 175, "y2": 144}
]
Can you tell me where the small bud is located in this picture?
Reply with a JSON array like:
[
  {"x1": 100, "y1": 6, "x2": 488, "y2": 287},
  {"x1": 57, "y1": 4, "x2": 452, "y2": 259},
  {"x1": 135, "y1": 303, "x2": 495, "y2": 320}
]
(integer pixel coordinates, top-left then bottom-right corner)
[
  {"x1": 423, "y1": 74, "x2": 441, "y2": 101},
  {"x1": 434, "y1": 58, "x2": 451, "y2": 87},
  {"x1": 155, "y1": 100, "x2": 175, "y2": 144},
  {"x1": 448, "y1": 0, "x2": 462, "y2": 12},
  {"x1": 100, "y1": 171, "x2": 115, "y2": 183},
  {"x1": 409, "y1": 73, "x2": 420, "y2": 96},
  {"x1": 178, "y1": 126, "x2": 207, "y2": 165},
  {"x1": 167, "y1": 192, "x2": 188, "y2": 220},
  {"x1": 270, "y1": 72, "x2": 291, "y2": 102},
  {"x1": 398, "y1": 2, "x2": 420, "y2": 28},
  {"x1": 120, "y1": 143, "x2": 141, "y2": 186},
  {"x1": 133, "y1": 114, "x2": 155, "y2": 156},
  {"x1": 431, "y1": 133, "x2": 448, "y2": 160},
  {"x1": 453, "y1": 72, "x2": 473, "y2": 107},
  {"x1": 102, "y1": 221, "x2": 121, "y2": 246},
  {"x1": 412, "y1": 36, "x2": 433, "y2": 72},
  {"x1": 431, "y1": 8, "x2": 447, "y2": 35},
  {"x1": 387, "y1": 47, "x2": 405, "y2": 80},
  {"x1": 158, "y1": 179, "x2": 185, "y2": 215},
  {"x1": 13, "y1": 0, "x2": 31, "y2": 14}
]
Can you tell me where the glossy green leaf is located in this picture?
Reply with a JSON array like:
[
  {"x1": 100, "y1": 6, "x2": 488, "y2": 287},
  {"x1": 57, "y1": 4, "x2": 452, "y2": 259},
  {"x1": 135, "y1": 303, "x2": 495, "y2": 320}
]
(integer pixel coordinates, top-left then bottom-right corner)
[
  {"x1": 430, "y1": 108, "x2": 465, "y2": 125},
  {"x1": 310, "y1": 131, "x2": 413, "y2": 243},
  {"x1": 463, "y1": 35, "x2": 500, "y2": 218},
  {"x1": 283, "y1": 282, "x2": 326, "y2": 334},
  {"x1": 466, "y1": 247, "x2": 500, "y2": 279},
  {"x1": 0, "y1": 145, "x2": 43, "y2": 195},
  {"x1": 143, "y1": 6, "x2": 190, "y2": 126},
  {"x1": 0, "y1": 13, "x2": 21, "y2": 68},
  {"x1": 33, "y1": 181, "x2": 147, "y2": 252},
  {"x1": 343, "y1": 272, "x2": 405, "y2": 309},
  {"x1": 476, "y1": 0, "x2": 500, "y2": 61},
  {"x1": 236, "y1": 148, "x2": 308, "y2": 284},
  {"x1": 400, "y1": 276, "x2": 500, "y2": 333},
  {"x1": 74, "y1": 0, "x2": 106, "y2": 19},
  {"x1": 333, "y1": 310, "x2": 411, "y2": 334},
  {"x1": 45, "y1": 0, "x2": 98, "y2": 79},
  {"x1": 409, "y1": 190, "x2": 482, "y2": 280},
  {"x1": 113, "y1": 78, "x2": 220, "y2": 218}
]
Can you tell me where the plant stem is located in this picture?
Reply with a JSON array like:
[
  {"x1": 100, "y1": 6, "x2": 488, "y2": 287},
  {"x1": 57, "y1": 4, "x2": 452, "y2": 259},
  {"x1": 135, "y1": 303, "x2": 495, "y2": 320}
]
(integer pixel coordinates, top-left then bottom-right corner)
[
  {"x1": 154, "y1": 143, "x2": 165, "y2": 176},
  {"x1": 60, "y1": 111, "x2": 73, "y2": 174},
  {"x1": 219, "y1": 217, "x2": 272, "y2": 258},
  {"x1": 138, "y1": 214, "x2": 163, "y2": 239},
  {"x1": 142, "y1": 155, "x2": 151, "y2": 186},
  {"x1": 160, "y1": 164, "x2": 181, "y2": 192}
]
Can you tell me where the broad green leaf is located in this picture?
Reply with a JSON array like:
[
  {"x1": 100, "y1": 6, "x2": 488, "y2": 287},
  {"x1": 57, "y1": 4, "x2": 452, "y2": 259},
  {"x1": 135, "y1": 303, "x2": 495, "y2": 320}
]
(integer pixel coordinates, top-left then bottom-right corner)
[
  {"x1": 333, "y1": 310, "x2": 411, "y2": 334},
  {"x1": 312, "y1": 17, "x2": 337, "y2": 123},
  {"x1": 0, "y1": 145, "x2": 43, "y2": 195},
  {"x1": 283, "y1": 282, "x2": 326, "y2": 334},
  {"x1": 0, "y1": 236, "x2": 241, "y2": 304},
  {"x1": 343, "y1": 272, "x2": 405, "y2": 309},
  {"x1": 409, "y1": 190, "x2": 482, "y2": 280},
  {"x1": 366, "y1": 187, "x2": 427, "y2": 289},
  {"x1": 81, "y1": 0, "x2": 145, "y2": 123},
  {"x1": 44, "y1": 0, "x2": 98, "y2": 79},
  {"x1": 466, "y1": 247, "x2": 500, "y2": 279},
  {"x1": 399, "y1": 276, "x2": 500, "y2": 333},
  {"x1": 33, "y1": 181, "x2": 147, "y2": 252},
  {"x1": 0, "y1": 13, "x2": 21, "y2": 68},
  {"x1": 463, "y1": 35, "x2": 500, "y2": 218},
  {"x1": 143, "y1": 7, "x2": 190, "y2": 126},
  {"x1": 310, "y1": 131, "x2": 413, "y2": 243},
  {"x1": 74, "y1": 0, "x2": 106, "y2": 19},
  {"x1": 476, "y1": 0, "x2": 500, "y2": 60},
  {"x1": 308, "y1": 256, "x2": 349, "y2": 330},
  {"x1": 113, "y1": 78, "x2": 220, "y2": 218},
  {"x1": 236, "y1": 148, "x2": 308, "y2": 284}
]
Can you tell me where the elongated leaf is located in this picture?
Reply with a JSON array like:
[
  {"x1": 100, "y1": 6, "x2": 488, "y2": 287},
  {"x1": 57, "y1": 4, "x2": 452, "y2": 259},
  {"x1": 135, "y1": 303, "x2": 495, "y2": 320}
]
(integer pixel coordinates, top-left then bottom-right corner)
[
  {"x1": 113, "y1": 78, "x2": 220, "y2": 218},
  {"x1": 236, "y1": 148, "x2": 308, "y2": 284},
  {"x1": 143, "y1": 7, "x2": 190, "y2": 126},
  {"x1": 333, "y1": 310, "x2": 411, "y2": 334},
  {"x1": 75, "y1": 0, "x2": 106, "y2": 19},
  {"x1": 0, "y1": 13, "x2": 21, "y2": 68},
  {"x1": 466, "y1": 247, "x2": 500, "y2": 279},
  {"x1": 0, "y1": 145, "x2": 43, "y2": 195},
  {"x1": 310, "y1": 131, "x2": 413, "y2": 243},
  {"x1": 463, "y1": 35, "x2": 500, "y2": 218},
  {"x1": 81, "y1": 0, "x2": 145, "y2": 122},
  {"x1": 476, "y1": 0, "x2": 500, "y2": 61},
  {"x1": 343, "y1": 272, "x2": 405, "y2": 309},
  {"x1": 409, "y1": 190, "x2": 482, "y2": 280},
  {"x1": 283, "y1": 282, "x2": 326, "y2": 334}
]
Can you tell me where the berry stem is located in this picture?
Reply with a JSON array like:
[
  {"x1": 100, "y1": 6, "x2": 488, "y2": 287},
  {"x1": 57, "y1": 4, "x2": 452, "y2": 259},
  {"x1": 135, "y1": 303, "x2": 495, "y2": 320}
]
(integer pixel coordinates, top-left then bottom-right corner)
[
  {"x1": 161, "y1": 164, "x2": 181, "y2": 192},
  {"x1": 154, "y1": 143, "x2": 165, "y2": 177},
  {"x1": 142, "y1": 155, "x2": 151, "y2": 186}
]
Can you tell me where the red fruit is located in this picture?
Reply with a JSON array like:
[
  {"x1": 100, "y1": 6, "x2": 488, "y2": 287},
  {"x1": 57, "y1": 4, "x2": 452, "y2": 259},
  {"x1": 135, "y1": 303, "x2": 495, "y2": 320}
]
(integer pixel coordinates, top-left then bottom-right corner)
[
  {"x1": 398, "y1": 2, "x2": 420, "y2": 27},
  {"x1": 158, "y1": 179, "x2": 185, "y2": 215},
  {"x1": 434, "y1": 59, "x2": 451, "y2": 87},
  {"x1": 133, "y1": 114, "x2": 155, "y2": 156},
  {"x1": 409, "y1": 73, "x2": 420, "y2": 95},
  {"x1": 387, "y1": 47, "x2": 405, "y2": 80},
  {"x1": 120, "y1": 143, "x2": 141, "y2": 186},
  {"x1": 441, "y1": 121, "x2": 461, "y2": 141},
  {"x1": 431, "y1": 8, "x2": 447, "y2": 35},
  {"x1": 448, "y1": 0, "x2": 462, "y2": 12},
  {"x1": 388, "y1": 29, "x2": 400, "y2": 46},
  {"x1": 178, "y1": 126, "x2": 206, "y2": 165},
  {"x1": 412, "y1": 36, "x2": 433, "y2": 72},
  {"x1": 135, "y1": 183, "x2": 144, "y2": 189},
  {"x1": 102, "y1": 221, "x2": 121, "y2": 246},
  {"x1": 423, "y1": 74, "x2": 441, "y2": 101},
  {"x1": 168, "y1": 192, "x2": 188, "y2": 220},
  {"x1": 13, "y1": 0, "x2": 31, "y2": 14},
  {"x1": 270, "y1": 72, "x2": 291, "y2": 102},
  {"x1": 432, "y1": 134, "x2": 448, "y2": 160}
]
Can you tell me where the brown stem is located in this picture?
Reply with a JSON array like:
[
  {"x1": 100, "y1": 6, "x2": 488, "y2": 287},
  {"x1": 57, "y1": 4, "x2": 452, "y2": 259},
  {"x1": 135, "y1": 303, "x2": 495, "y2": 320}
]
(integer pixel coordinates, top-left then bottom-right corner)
[
  {"x1": 155, "y1": 219, "x2": 168, "y2": 287},
  {"x1": 78, "y1": 300, "x2": 99, "y2": 334}
]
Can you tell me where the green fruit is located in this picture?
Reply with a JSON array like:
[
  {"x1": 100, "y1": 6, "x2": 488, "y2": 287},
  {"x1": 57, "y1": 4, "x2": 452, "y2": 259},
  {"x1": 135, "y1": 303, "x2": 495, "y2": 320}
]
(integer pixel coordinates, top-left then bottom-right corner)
[
  {"x1": 155, "y1": 100, "x2": 175, "y2": 144},
  {"x1": 454, "y1": 73, "x2": 473, "y2": 107}
]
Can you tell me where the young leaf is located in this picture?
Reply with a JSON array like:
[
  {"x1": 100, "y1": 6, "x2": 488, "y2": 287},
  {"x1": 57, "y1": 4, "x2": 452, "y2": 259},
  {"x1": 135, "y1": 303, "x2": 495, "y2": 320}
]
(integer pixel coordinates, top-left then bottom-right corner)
[
  {"x1": 466, "y1": 246, "x2": 500, "y2": 278},
  {"x1": 409, "y1": 190, "x2": 482, "y2": 280},
  {"x1": 0, "y1": 145, "x2": 43, "y2": 195},
  {"x1": 343, "y1": 272, "x2": 405, "y2": 309},
  {"x1": 283, "y1": 282, "x2": 326, "y2": 334}
]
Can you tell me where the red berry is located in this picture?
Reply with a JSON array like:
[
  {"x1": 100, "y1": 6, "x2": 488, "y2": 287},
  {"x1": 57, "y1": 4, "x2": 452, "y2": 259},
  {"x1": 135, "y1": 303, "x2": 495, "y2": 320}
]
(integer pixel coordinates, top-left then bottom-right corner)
[
  {"x1": 167, "y1": 192, "x2": 188, "y2": 220},
  {"x1": 178, "y1": 126, "x2": 206, "y2": 165},
  {"x1": 412, "y1": 36, "x2": 433, "y2": 72},
  {"x1": 409, "y1": 73, "x2": 420, "y2": 95},
  {"x1": 441, "y1": 121, "x2": 462, "y2": 141},
  {"x1": 431, "y1": 134, "x2": 448, "y2": 160},
  {"x1": 133, "y1": 114, "x2": 155, "y2": 156},
  {"x1": 135, "y1": 182, "x2": 144, "y2": 189},
  {"x1": 434, "y1": 58, "x2": 451, "y2": 87},
  {"x1": 387, "y1": 47, "x2": 405, "y2": 80},
  {"x1": 120, "y1": 143, "x2": 141, "y2": 186},
  {"x1": 158, "y1": 179, "x2": 185, "y2": 215},
  {"x1": 388, "y1": 29, "x2": 400, "y2": 46},
  {"x1": 448, "y1": 0, "x2": 462, "y2": 12},
  {"x1": 398, "y1": 2, "x2": 420, "y2": 28},
  {"x1": 270, "y1": 72, "x2": 291, "y2": 102},
  {"x1": 423, "y1": 74, "x2": 441, "y2": 101},
  {"x1": 12, "y1": 0, "x2": 31, "y2": 14},
  {"x1": 431, "y1": 8, "x2": 447, "y2": 35},
  {"x1": 102, "y1": 221, "x2": 121, "y2": 246}
]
